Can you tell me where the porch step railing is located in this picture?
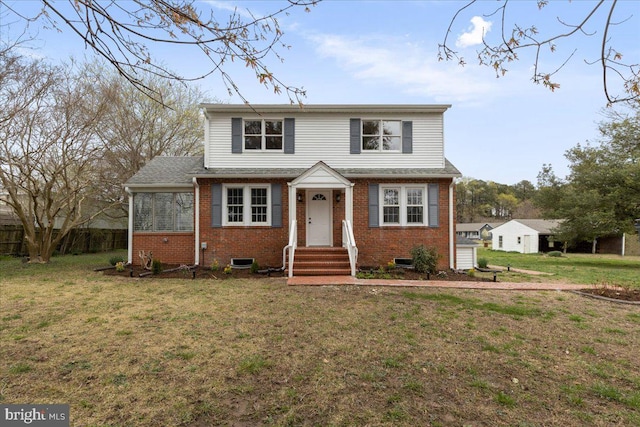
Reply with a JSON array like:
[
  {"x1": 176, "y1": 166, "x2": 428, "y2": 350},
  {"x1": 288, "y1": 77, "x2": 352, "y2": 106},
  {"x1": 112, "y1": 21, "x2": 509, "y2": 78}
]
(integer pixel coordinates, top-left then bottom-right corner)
[
  {"x1": 283, "y1": 220, "x2": 297, "y2": 278},
  {"x1": 342, "y1": 219, "x2": 358, "y2": 276}
]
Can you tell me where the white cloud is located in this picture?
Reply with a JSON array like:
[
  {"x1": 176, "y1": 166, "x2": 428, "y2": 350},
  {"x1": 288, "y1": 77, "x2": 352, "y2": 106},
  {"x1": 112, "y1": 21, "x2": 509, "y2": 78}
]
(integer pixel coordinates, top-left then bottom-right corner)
[
  {"x1": 308, "y1": 33, "x2": 498, "y2": 105},
  {"x1": 456, "y1": 16, "x2": 492, "y2": 48}
]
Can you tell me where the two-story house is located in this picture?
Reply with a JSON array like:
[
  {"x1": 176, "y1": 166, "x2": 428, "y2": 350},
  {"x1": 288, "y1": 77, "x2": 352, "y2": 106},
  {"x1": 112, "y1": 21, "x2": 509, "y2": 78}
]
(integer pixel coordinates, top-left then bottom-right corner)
[{"x1": 124, "y1": 104, "x2": 462, "y2": 276}]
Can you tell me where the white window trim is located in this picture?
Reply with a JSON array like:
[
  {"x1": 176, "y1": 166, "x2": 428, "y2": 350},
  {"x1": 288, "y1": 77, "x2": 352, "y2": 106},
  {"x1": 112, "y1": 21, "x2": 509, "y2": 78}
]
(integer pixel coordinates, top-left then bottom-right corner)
[
  {"x1": 222, "y1": 184, "x2": 271, "y2": 226},
  {"x1": 243, "y1": 118, "x2": 284, "y2": 152},
  {"x1": 362, "y1": 119, "x2": 402, "y2": 152},
  {"x1": 379, "y1": 185, "x2": 427, "y2": 226}
]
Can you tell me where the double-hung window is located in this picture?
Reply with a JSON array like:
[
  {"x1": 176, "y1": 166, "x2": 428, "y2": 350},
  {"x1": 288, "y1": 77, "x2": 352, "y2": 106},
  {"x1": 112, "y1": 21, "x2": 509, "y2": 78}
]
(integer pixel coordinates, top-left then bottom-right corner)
[
  {"x1": 224, "y1": 185, "x2": 270, "y2": 226},
  {"x1": 133, "y1": 192, "x2": 194, "y2": 232},
  {"x1": 362, "y1": 120, "x2": 401, "y2": 151},
  {"x1": 380, "y1": 186, "x2": 426, "y2": 226},
  {"x1": 244, "y1": 119, "x2": 283, "y2": 151}
]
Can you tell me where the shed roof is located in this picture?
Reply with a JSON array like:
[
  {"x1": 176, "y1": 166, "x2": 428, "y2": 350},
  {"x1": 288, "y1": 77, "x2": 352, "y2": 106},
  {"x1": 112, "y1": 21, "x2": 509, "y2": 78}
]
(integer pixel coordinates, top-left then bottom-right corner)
[{"x1": 125, "y1": 156, "x2": 203, "y2": 187}]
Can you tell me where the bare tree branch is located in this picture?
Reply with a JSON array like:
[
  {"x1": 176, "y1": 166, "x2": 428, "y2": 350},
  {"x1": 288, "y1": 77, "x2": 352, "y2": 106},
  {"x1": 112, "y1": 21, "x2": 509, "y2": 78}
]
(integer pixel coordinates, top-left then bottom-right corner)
[{"x1": 439, "y1": 0, "x2": 639, "y2": 105}]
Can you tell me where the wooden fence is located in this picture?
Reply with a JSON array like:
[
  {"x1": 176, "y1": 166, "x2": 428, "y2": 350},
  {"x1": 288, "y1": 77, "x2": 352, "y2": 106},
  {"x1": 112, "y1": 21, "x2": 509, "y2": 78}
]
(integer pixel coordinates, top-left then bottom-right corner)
[{"x1": 0, "y1": 225, "x2": 127, "y2": 256}]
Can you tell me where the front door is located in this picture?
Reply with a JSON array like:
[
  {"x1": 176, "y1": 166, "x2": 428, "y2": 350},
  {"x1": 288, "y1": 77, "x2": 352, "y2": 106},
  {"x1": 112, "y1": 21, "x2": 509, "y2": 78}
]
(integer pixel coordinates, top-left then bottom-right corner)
[{"x1": 306, "y1": 190, "x2": 332, "y2": 246}]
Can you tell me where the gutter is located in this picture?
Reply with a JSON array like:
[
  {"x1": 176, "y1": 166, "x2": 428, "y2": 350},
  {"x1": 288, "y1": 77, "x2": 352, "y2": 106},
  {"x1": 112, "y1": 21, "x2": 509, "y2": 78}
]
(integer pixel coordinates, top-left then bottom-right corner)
[
  {"x1": 449, "y1": 181, "x2": 455, "y2": 270},
  {"x1": 193, "y1": 177, "x2": 200, "y2": 265},
  {"x1": 124, "y1": 187, "x2": 134, "y2": 264}
]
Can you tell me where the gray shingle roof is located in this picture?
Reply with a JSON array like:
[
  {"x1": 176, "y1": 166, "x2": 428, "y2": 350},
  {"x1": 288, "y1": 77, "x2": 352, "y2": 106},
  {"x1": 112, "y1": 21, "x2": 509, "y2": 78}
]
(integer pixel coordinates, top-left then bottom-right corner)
[
  {"x1": 514, "y1": 219, "x2": 564, "y2": 234},
  {"x1": 192, "y1": 159, "x2": 461, "y2": 179},
  {"x1": 126, "y1": 156, "x2": 461, "y2": 186},
  {"x1": 125, "y1": 156, "x2": 203, "y2": 186}
]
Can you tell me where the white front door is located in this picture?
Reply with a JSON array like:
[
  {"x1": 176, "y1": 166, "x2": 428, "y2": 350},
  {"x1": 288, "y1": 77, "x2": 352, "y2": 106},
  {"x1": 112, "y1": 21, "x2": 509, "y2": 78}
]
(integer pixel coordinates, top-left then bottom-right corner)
[{"x1": 306, "y1": 190, "x2": 332, "y2": 246}]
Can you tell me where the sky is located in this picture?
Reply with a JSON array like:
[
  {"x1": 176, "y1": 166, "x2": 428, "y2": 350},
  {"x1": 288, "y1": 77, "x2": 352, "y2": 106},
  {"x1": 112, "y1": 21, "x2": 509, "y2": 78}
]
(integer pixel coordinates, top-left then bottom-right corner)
[{"x1": 2, "y1": 0, "x2": 639, "y2": 185}]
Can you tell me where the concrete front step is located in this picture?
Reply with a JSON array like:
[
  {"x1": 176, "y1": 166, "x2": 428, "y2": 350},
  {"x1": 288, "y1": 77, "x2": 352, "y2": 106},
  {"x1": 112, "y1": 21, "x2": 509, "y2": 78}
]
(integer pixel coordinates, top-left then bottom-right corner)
[{"x1": 289, "y1": 247, "x2": 352, "y2": 276}]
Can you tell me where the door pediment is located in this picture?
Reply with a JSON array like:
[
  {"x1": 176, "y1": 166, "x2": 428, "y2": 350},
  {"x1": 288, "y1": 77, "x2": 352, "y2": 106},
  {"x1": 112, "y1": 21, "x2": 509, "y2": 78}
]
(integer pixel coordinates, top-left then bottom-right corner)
[{"x1": 291, "y1": 161, "x2": 351, "y2": 189}]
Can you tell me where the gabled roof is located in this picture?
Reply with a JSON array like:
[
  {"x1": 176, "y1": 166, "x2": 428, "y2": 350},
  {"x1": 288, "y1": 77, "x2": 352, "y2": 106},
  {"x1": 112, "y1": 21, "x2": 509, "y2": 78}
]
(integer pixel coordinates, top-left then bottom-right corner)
[
  {"x1": 125, "y1": 156, "x2": 203, "y2": 188},
  {"x1": 514, "y1": 219, "x2": 563, "y2": 234},
  {"x1": 491, "y1": 219, "x2": 563, "y2": 235},
  {"x1": 456, "y1": 222, "x2": 504, "y2": 232}
]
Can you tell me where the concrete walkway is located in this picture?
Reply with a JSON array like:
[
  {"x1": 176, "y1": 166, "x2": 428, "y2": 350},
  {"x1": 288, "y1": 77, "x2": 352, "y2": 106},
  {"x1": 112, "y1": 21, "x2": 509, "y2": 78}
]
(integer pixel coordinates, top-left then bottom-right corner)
[{"x1": 287, "y1": 275, "x2": 587, "y2": 291}]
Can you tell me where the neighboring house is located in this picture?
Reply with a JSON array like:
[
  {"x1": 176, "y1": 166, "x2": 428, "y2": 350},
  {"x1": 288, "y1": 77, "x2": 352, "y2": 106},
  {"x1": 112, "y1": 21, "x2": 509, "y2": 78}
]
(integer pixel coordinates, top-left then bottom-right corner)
[
  {"x1": 456, "y1": 222, "x2": 503, "y2": 240},
  {"x1": 125, "y1": 104, "x2": 462, "y2": 276},
  {"x1": 490, "y1": 219, "x2": 563, "y2": 254}
]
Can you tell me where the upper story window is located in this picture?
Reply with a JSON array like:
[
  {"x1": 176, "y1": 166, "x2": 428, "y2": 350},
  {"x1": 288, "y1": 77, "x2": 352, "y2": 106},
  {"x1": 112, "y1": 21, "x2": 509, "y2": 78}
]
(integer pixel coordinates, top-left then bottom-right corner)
[
  {"x1": 244, "y1": 119, "x2": 283, "y2": 151},
  {"x1": 134, "y1": 192, "x2": 194, "y2": 232},
  {"x1": 362, "y1": 120, "x2": 401, "y2": 151}
]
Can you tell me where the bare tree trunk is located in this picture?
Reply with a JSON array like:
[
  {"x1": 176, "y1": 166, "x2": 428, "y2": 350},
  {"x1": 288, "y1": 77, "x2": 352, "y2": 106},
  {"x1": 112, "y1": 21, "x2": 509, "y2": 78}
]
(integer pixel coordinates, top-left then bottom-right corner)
[{"x1": 592, "y1": 238, "x2": 598, "y2": 254}]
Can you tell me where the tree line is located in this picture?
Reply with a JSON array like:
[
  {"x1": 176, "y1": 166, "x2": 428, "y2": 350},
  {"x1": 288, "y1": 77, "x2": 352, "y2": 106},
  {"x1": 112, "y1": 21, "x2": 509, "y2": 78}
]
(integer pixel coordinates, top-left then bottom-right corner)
[
  {"x1": 458, "y1": 101, "x2": 640, "y2": 251},
  {"x1": 0, "y1": 50, "x2": 205, "y2": 262}
]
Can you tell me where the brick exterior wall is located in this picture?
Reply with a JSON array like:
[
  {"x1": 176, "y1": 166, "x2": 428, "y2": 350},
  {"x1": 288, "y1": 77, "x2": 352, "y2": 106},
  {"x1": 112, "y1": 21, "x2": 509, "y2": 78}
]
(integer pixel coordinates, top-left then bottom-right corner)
[
  {"x1": 132, "y1": 177, "x2": 457, "y2": 271},
  {"x1": 132, "y1": 232, "x2": 195, "y2": 265}
]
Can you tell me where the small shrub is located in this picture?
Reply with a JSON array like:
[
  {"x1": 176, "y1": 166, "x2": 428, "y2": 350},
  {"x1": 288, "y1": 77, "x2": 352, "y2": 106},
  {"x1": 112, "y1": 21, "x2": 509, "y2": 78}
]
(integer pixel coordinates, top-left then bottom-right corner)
[
  {"x1": 115, "y1": 262, "x2": 126, "y2": 272},
  {"x1": 223, "y1": 264, "x2": 232, "y2": 275},
  {"x1": 467, "y1": 268, "x2": 475, "y2": 277},
  {"x1": 250, "y1": 261, "x2": 260, "y2": 274},
  {"x1": 477, "y1": 257, "x2": 488, "y2": 269},
  {"x1": 387, "y1": 260, "x2": 396, "y2": 270},
  {"x1": 548, "y1": 251, "x2": 563, "y2": 257},
  {"x1": 109, "y1": 255, "x2": 125, "y2": 266},
  {"x1": 151, "y1": 259, "x2": 163, "y2": 275},
  {"x1": 211, "y1": 259, "x2": 220, "y2": 271},
  {"x1": 410, "y1": 245, "x2": 438, "y2": 274}
]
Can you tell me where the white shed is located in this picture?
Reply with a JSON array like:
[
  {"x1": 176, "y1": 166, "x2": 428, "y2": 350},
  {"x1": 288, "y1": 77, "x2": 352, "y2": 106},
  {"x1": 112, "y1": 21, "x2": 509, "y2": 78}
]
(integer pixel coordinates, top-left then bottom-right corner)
[
  {"x1": 490, "y1": 219, "x2": 562, "y2": 254},
  {"x1": 456, "y1": 236, "x2": 480, "y2": 269}
]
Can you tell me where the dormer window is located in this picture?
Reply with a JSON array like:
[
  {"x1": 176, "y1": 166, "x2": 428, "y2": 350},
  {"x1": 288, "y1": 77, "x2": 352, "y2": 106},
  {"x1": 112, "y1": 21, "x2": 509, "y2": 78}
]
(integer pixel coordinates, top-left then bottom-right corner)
[
  {"x1": 244, "y1": 119, "x2": 283, "y2": 150},
  {"x1": 362, "y1": 120, "x2": 401, "y2": 151}
]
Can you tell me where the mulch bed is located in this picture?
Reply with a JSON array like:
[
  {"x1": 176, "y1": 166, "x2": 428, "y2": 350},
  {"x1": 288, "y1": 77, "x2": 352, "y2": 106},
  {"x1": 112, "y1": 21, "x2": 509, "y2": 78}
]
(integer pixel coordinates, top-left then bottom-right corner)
[
  {"x1": 577, "y1": 287, "x2": 640, "y2": 302},
  {"x1": 100, "y1": 264, "x2": 492, "y2": 282}
]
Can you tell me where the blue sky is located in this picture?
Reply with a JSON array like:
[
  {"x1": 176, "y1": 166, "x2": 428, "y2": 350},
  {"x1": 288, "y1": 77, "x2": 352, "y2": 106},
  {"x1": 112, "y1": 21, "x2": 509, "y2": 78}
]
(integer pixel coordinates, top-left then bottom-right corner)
[{"x1": 3, "y1": 0, "x2": 639, "y2": 185}]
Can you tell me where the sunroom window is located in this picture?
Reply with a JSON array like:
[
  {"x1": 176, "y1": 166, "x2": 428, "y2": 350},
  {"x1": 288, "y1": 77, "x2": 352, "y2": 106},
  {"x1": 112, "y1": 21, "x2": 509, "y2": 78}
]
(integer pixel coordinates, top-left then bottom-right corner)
[
  {"x1": 244, "y1": 119, "x2": 283, "y2": 150},
  {"x1": 362, "y1": 120, "x2": 401, "y2": 151},
  {"x1": 133, "y1": 192, "x2": 194, "y2": 232}
]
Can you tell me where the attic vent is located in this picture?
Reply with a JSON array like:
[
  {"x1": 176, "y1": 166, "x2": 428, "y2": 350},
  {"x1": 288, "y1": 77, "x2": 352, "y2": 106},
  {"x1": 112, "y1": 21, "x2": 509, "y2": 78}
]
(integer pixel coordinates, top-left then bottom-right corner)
[{"x1": 231, "y1": 258, "x2": 254, "y2": 269}]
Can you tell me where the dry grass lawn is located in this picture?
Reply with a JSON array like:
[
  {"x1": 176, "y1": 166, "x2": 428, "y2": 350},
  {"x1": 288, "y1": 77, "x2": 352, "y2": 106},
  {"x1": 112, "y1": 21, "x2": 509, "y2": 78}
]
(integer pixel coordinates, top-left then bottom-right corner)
[{"x1": 1, "y1": 256, "x2": 639, "y2": 426}]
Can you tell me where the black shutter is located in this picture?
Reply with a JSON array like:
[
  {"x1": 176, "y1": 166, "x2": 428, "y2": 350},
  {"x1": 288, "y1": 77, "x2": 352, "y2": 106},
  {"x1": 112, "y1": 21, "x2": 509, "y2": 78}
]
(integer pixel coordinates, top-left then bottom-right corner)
[
  {"x1": 284, "y1": 118, "x2": 295, "y2": 154},
  {"x1": 231, "y1": 118, "x2": 242, "y2": 153},
  {"x1": 402, "y1": 121, "x2": 413, "y2": 154},
  {"x1": 428, "y1": 183, "x2": 439, "y2": 227},
  {"x1": 369, "y1": 183, "x2": 379, "y2": 227},
  {"x1": 211, "y1": 183, "x2": 222, "y2": 227},
  {"x1": 350, "y1": 118, "x2": 361, "y2": 154},
  {"x1": 271, "y1": 183, "x2": 282, "y2": 228}
]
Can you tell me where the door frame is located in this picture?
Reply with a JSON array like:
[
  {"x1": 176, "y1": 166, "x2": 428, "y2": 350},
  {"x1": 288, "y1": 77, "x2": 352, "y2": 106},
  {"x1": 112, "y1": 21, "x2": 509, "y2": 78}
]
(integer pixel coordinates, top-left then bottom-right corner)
[{"x1": 305, "y1": 189, "x2": 333, "y2": 247}]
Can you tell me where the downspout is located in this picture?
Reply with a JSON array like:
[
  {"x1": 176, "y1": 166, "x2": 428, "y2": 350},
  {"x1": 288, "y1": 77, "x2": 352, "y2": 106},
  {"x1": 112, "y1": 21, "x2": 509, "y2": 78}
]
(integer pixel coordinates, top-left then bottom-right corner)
[
  {"x1": 193, "y1": 177, "x2": 200, "y2": 265},
  {"x1": 449, "y1": 181, "x2": 455, "y2": 269},
  {"x1": 125, "y1": 187, "x2": 134, "y2": 264}
]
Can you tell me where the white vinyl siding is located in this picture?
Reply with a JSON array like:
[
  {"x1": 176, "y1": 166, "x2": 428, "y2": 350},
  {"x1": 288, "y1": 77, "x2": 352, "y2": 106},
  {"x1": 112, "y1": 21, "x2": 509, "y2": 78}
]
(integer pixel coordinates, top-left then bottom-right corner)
[{"x1": 205, "y1": 113, "x2": 445, "y2": 170}]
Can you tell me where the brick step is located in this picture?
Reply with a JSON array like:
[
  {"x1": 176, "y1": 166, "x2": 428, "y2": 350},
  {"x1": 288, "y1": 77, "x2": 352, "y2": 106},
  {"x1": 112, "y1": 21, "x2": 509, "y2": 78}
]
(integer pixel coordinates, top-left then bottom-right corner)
[
  {"x1": 293, "y1": 267, "x2": 352, "y2": 276},
  {"x1": 288, "y1": 247, "x2": 352, "y2": 276}
]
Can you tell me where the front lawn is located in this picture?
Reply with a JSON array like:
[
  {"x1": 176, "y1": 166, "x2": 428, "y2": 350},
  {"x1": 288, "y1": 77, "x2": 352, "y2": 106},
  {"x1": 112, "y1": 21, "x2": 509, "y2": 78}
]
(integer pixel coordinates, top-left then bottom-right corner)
[{"x1": 1, "y1": 253, "x2": 639, "y2": 426}]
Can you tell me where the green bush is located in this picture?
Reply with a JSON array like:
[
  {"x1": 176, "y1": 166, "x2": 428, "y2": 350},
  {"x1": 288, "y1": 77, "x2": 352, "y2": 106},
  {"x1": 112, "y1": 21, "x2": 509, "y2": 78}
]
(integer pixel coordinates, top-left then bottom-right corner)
[
  {"x1": 547, "y1": 251, "x2": 564, "y2": 257},
  {"x1": 477, "y1": 257, "x2": 488, "y2": 269},
  {"x1": 250, "y1": 261, "x2": 260, "y2": 274},
  {"x1": 151, "y1": 259, "x2": 163, "y2": 275},
  {"x1": 410, "y1": 245, "x2": 438, "y2": 274},
  {"x1": 109, "y1": 255, "x2": 125, "y2": 266}
]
